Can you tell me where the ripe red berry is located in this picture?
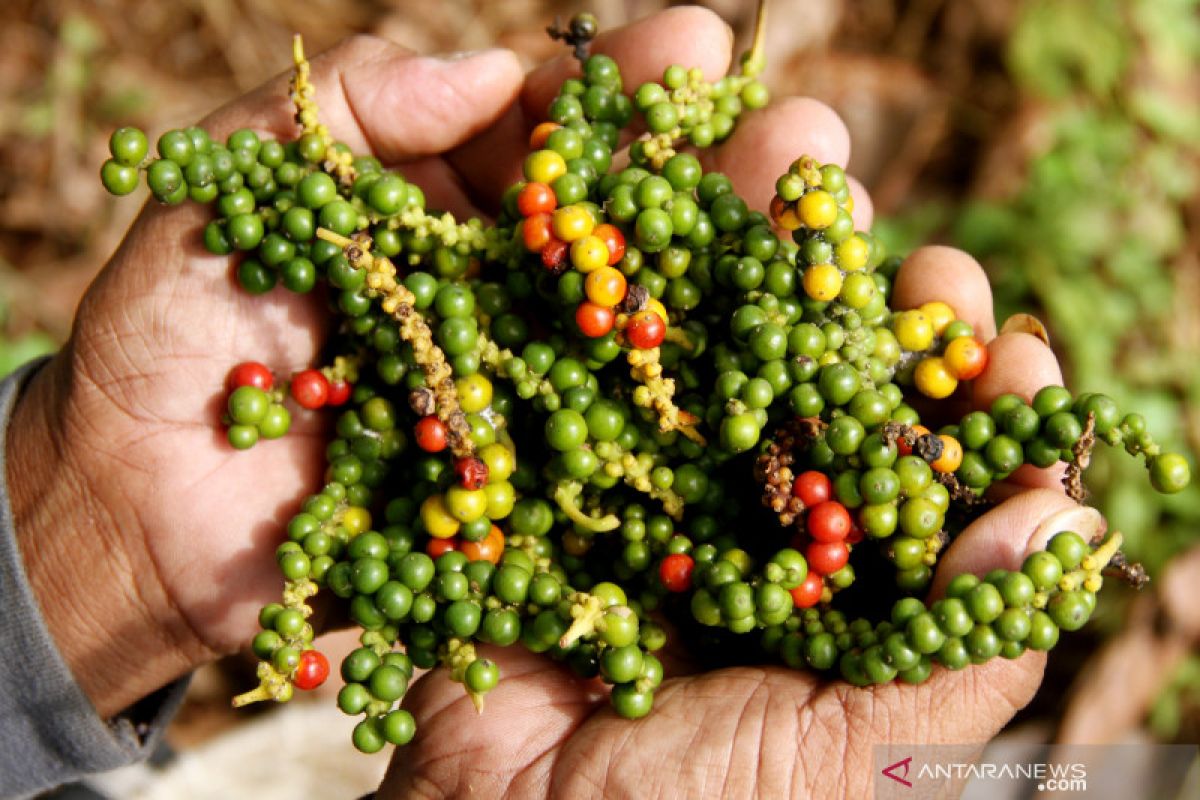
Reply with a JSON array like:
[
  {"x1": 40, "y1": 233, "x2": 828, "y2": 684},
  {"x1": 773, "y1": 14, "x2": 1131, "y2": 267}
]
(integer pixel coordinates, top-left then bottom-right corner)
[
  {"x1": 575, "y1": 301, "x2": 615, "y2": 338},
  {"x1": 807, "y1": 540, "x2": 850, "y2": 575},
  {"x1": 593, "y1": 223, "x2": 626, "y2": 265},
  {"x1": 228, "y1": 361, "x2": 273, "y2": 391},
  {"x1": 626, "y1": 309, "x2": 666, "y2": 349},
  {"x1": 807, "y1": 501, "x2": 852, "y2": 543},
  {"x1": 290, "y1": 369, "x2": 329, "y2": 410},
  {"x1": 414, "y1": 415, "x2": 448, "y2": 453},
  {"x1": 522, "y1": 212, "x2": 552, "y2": 252},
  {"x1": 426, "y1": 536, "x2": 460, "y2": 558},
  {"x1": 327, "y1": 379, "x2": 352, "y2": 407},
  {"x1": 792, "y1": 470, "x2": 832, "y2": 506},
  {"x1": 658, "y1": 553, "x2": 695, "y2": 592},
  {"x1": 789, "y1": 571, "x2": 824, "y2": 608},
  {"x1": 517, "y1": 182, "x2": 557, "y2": 217},
  {"x1": 455, "y1": 456, "x2": 489, "y2": 490},
  {"x1": 292, "y1": 649, "x2": 329, "y2": 691},
  {"x1": 542, "y1": 237, "x2": 569, "y2": 271}
]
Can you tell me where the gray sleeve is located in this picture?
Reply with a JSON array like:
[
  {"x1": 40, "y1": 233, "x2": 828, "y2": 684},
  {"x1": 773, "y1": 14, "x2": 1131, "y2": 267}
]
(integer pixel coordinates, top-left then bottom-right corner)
[{"x1": 0, "y1": 359, "x2": 190, "y2": 800}]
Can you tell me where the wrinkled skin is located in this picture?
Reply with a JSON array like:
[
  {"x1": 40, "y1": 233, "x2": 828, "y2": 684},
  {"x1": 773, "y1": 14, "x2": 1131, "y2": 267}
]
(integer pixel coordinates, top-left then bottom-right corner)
[{"x1": 6, "y1": 8, "x2": 1076, "y2": 798}]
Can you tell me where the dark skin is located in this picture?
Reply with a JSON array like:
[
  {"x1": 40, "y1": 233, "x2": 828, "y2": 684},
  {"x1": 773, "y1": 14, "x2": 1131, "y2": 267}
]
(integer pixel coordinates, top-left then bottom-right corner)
[{"x1": 5, "y1": 7, "x2": 1077, "y2": 797}]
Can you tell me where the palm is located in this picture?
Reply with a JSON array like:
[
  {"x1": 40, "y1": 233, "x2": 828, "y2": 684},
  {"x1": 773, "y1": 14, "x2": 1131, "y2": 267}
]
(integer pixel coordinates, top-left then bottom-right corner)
[
  {"x1": 66, "y1": 199, "x2": 330, "y2": 651},
  {"x1": 379, "y1": 487, "x2": 1069, "y2": 798}
]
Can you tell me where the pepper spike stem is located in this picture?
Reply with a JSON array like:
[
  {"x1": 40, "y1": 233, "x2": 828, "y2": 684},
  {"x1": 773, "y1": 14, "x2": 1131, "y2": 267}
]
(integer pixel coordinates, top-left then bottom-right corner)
[
  {"x1": 553, "y1": 482, "x2": 620, "y2": 532},
  {"x1": 232, "y1": 684, "x2": 274, "y2": 708},
  {"x1": 559, "y1": 594, "x2": 605, "y2": 649},
  {"x1": 743, "y1": 0, "x2": 770, "y2": 77}
]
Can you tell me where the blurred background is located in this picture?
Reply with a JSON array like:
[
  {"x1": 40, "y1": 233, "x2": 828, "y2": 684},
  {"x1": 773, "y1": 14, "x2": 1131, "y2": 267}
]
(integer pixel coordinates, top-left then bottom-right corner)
[{"x1": 2, "y1": 0, "x2": 1197, "y2": 797}]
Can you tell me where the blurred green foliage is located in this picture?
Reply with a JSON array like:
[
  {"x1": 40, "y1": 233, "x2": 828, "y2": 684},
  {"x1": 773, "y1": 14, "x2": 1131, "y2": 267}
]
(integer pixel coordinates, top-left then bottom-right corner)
[
  {"x1": 885, "y1": 0, "x2": 1200, "y2": 573},
  {"x1": 880, "y1": 0, "x2": 1200, "y2": 739}
]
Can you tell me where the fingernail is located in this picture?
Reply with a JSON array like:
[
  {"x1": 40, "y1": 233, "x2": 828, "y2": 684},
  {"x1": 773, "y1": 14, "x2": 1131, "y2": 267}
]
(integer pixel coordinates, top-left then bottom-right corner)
[{"x1": 999, "y1": 313, "x2": 1051, "y2": 346}]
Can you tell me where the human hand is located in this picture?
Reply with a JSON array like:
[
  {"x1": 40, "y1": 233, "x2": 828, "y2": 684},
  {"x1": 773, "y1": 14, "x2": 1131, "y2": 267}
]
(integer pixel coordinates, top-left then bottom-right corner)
[
  {"x1": 366, "y1": 9, "x2": 1079, "y2": 798},
  {"x1": 6, "y1": 26, "x2": 533, "y2": 718}
]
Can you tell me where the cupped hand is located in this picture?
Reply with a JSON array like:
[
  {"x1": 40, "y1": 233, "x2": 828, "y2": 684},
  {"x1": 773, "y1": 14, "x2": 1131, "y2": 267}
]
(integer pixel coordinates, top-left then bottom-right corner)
[
  {"x1": 368, "y1": 9, "x2": 1077, "y2": 798},
  {"x1": 9, "y1": 21, "x2": 528, "y2": 716},
  {"x1": 5, "y1": 7, "x2": 1071, "y2": 789}
]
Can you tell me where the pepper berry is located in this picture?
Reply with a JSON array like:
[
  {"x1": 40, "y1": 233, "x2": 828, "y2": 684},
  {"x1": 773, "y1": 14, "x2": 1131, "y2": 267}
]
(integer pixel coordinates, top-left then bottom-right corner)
[
  {"x1": 290, "y1": 369, "x2": 330, "y2": 409},
  {"x1": 228, "y1": 361, "x2": 273, "y2": 392},
  {"x1": 293, "y1": 649, "x2": 330, "y2": 691},
  {"x1": 327, "y1": 380, "x2": 352, "y2": 407},
  {"x1": 455, "y1": 456, "x2": 490, "y2": 490},
  {"x1": 659, "y1": 553, "x2": 695, "y2": 592},
  {"x1": 414, "y1": 416, "x2": 448, "y2": 453}
]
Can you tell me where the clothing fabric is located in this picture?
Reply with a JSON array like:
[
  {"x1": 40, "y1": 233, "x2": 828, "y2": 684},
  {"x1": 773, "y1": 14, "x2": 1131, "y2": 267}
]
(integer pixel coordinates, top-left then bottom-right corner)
[{"x1": 0, "y1": 360, "x2": 189, "y2": 799}]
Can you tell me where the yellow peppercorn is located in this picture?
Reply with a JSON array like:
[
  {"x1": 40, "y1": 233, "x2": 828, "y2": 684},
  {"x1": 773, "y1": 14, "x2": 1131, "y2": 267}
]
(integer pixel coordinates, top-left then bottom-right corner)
[
  {"x1": 552, "y1": 205, "x2": 595, "y2": 242},
  {"x1": 444, "y1": 485, "x2": 488, "y2": 524},
  {"x1": 919, "y1": 301, "x2": 957, "y2": 336},
  {"x1": 646, "y1": 298, "x2": 669, "y2": 326},
  {"x1": 584, "y1": 265, "x2": 627, "y2": 306},
  {"x1": 775, "y1": 203, "x2": 802, "y2": 230},
  {"x1": 478, "y1": 442, "x2": 515, "y2": 483},
  {"x1": 835, "y1": 234, "x2": 869, "y2": 271},
  {"x1": 523, "y1": 149, "x2": 567, "y2": 184},
  {"x1": 931, "y1": 435, "x2": 964, "y2": 473},
  {"x1": 914, "y1": 356, "x2": 958, "y2": 399},
  {"x1": 570, "y1": 234, "x2": 610, "y2": 272},
  {"x1": 420, "y1": 494, "x2": 460, "y2": 539},
  {"x1": 843, "y1": 193, "x2": 855, "y2": 214},
  {"x1": 893, "y1": 310, "x2": 935, "y2": 352},
  {"x1": 484, "y1": 480, "x2": 516, "y2": 520},
  {"x1": 798, "y1": 190, "x2": 838, "y2": 230},
  {"x1": 802, "y1": 263, "x2": 844, "y2": 301},
  {"x1": 341, "y1": 506, "x2": 371, "y2": 536},
  {"x1": 455, "y1": 374, "x2": 493, "y2": 414}
]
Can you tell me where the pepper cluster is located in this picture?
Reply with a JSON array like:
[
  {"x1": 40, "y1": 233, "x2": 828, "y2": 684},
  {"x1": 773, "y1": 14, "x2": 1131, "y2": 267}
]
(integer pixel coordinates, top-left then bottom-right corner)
[{"x1": 98, "y1": 7, "x2": 1192, "y2": 756}]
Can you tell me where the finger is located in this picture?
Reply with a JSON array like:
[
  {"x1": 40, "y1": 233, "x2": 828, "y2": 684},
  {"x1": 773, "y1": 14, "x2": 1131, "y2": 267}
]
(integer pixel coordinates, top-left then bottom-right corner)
[
  {"x1": 848, "y1": 175, "x2": 874, "y2": 230},
  {"x1": 859, "y1": 489, "x2": 1085, "y2": 746},
  {"x1": 200, "y1": 36, "x2": 524, "y2": 163},
  {"x1": 930, "y1": 487, "x2": 1081, "y2": 597},
  {"x1": 702, "y1": 97, "x2": 851, "y2": 214},
  {"x1": 447, "y1": 6, "x2": 737, "y2": 206},
  {"x1": 521, "y1": 6, "x2": 734, "y2": 121},
  {"x1": 891, "y1": 246, "x2": 998, "y2": 341},
  {"x1": 972, "y1": 332, "x2": 1064, "y2": 410}
]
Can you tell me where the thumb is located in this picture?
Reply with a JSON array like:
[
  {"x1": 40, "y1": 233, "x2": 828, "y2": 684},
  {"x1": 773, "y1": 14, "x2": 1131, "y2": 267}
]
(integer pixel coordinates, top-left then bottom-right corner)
[
  {"x1": 869, "y1": 490, "x2": 1091, "y2": 747},
  {"x1": 199, "y1": 36, "x2": 524, "y2": 163},
  {"x1": 929, "y1": 488, "x2": 1088, "y2": 599}
]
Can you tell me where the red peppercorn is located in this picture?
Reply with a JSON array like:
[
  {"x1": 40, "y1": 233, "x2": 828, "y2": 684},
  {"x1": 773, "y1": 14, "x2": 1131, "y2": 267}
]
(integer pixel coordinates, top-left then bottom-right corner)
[
  {"x1": 791, "y1": 470, "x2": 832, "y2": 507},
  {"x1": 292, "y1": 649, "x2": 330, "y2": 691},
  {"x1": 658, "y1": 553, "x2": 695, "y2": 592},
  {"x1": 542, "y1": 237, "x2": 569, "y2": 271},
  {"x1": 455, "y1": 456, "x2": 490, "y2": 490},
  {"x1": 789, "y1": 571, "x2": 824, "y2": 608},
  {"x1": 593, "y1": 223, "x2": 626, "y2": 265},
  {"x1": 517, "y1": 182, "x2": 557, "y2": 217},
  {"x1": 426, "y1": 536, "x2": 460, "y2": 558},
  {"x1": 290, "y1": 369, "x2": 329, "y2": 409},
  {"x1": 414, "y1": 415, "x2": 448, "y2": 453},
  {"x1": 228, "y1": 361, "x2": 273, "y2": 392},
  {"x1": 807, "y1": 540, "x2": 850, "y2": 575},
  {"x1": 327, "y1": 379, "x2": 352, "y2": 407},
  {"x1": 626, "y1": 309, "x2": 666, "y2": 349},
  {"x1": 575, "y1": 301, "x2": 615, "y2": 338},
  {"x1": 807, "y1": 501, "x2": 852, "y2": 543}
]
